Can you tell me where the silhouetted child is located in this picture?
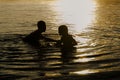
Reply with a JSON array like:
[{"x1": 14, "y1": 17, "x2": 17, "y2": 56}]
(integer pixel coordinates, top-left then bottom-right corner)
[
  {"x1": 56, "y1": 25, "x2": 77, "y2": 75},
  {"x1": 57, "y1": 25, "x2": 77, "y2": 48},
  {"x1": 23, "y1": 20, "x2": 57, "y2": 47}
]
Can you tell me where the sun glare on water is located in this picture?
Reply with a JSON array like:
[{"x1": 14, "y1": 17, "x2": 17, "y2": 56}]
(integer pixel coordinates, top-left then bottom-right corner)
[
  {"x1": 53, "y1": 0, "x2": 96, "y2": 34},
  {"x1": 73, "y1": 69, "x2": 99, "y2": 75}
]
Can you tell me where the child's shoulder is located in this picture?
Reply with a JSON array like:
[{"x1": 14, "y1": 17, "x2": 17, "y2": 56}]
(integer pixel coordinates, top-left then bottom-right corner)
[{"x1": 67, "y1": 34, "x2": 74, "y2": 38}]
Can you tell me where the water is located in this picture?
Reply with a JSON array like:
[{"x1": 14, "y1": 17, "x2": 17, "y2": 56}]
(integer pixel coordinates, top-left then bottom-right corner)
[{"x1": 0, "y1": 0, "x2": 120, "y2": 80}]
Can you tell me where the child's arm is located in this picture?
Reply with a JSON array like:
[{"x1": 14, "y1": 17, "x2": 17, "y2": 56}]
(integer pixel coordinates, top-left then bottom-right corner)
[
  {"x1": 71, "y1": 36, "x2": 77, "y2": 46},
  {"x1": 44, "y1": 37, "x2": 58, "y2": 42}
]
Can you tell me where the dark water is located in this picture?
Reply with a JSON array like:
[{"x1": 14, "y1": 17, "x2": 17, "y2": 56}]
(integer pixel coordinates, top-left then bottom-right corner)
[{"x1": 0, "y1": 0, "x2": 120, "y2": 80}]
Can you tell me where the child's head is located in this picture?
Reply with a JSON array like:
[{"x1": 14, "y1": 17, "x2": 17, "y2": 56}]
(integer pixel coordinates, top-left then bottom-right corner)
[
  {"x1": 58, "y1": 25, "x2": 68, "y2": 35},
  {"x1": 37, "y1": 20, "x2": 46, "y2": 32}
]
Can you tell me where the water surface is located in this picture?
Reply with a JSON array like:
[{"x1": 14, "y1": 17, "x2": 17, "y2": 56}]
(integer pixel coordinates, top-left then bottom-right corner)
[{"x1": 0, "y1": 0, "x2": 120, "y2": 80}]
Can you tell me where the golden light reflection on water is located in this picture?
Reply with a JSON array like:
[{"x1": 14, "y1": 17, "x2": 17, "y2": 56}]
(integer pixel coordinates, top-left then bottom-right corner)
[
  {"x1": 53, "y1": 0, "x2": 96, "y2": 34},
  {"x1": 73, "y1": 69, "x2": 99, "y2": 75},
  {"x1": 74, "y1": 57, "x2": 95, "y2": 63}
]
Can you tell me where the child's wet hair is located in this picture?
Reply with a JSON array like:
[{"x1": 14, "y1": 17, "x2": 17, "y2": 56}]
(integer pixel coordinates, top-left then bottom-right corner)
[
  {"x1": 37, "y1": 20, "x2": 46, "y2": 32},
  {"x1": 58, "y1": 25, "x2": 68, "y2": 35}
]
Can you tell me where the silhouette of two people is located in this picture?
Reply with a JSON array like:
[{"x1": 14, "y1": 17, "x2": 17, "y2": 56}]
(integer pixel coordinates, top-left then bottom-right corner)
[
  {"x1": 23, "y1": 20, "x2": 77, "y2": 48},
  {"x1": 23, "y1": 20, "x2": 77, "y2": 76}
]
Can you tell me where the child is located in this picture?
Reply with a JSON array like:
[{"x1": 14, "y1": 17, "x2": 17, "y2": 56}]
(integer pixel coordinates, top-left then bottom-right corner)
[
  {"x1": 23, "y1": 20, "x2": 57, "y2": 47},
  {"x1": 57, "y1": 25, "x2": 77, "y2": 48}
]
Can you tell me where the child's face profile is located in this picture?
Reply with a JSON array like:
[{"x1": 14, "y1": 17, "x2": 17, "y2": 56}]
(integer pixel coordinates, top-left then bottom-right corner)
[{"x1": 58, "y1": 29, "x2": 62, "y2": 35}]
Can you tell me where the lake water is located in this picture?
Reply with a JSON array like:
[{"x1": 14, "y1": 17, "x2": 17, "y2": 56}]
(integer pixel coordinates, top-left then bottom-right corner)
[{"x1": 0, "y1": 0, "x2": 120, "y2": 80}]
